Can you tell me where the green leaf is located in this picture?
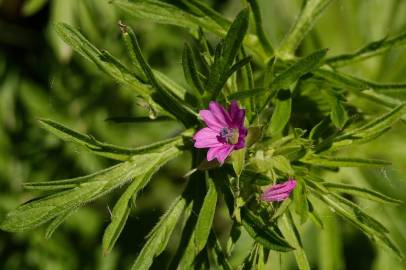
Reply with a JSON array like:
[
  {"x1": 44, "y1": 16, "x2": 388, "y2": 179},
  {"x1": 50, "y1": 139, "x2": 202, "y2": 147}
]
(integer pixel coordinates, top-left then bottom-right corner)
[
  {"x1": 194, "y1": 178, "x2": 218, "y2": 251},
  {"x1": 278, "y1": 0, "x2": 334, "y2": 58},
  {"x1": 330, "y1": 100, "x2": 348, "y2": 129},
  {"x1": 131, "y1": 196, "x2": 188, "y2": 270},
  {"x1": 183, "y1": 43, "x2": 205, "y2": 95},
  {"x1": 38, "y1": 118, "x2": 183, "y2": 161},
  {"x1": 293, "y1": 181, "x2": 309, "y2": 224},
  {"x1": 271, "y1": 155, "x2": 294, "y2": 175},
  {"x1": 300, "y1": 155, "x2": 391, "y2": 167},
  {"x1": 322, "y1": 182, "x2": 402, "y2": 205},
  {"x1": 118, "y1": 23, "x2": 197, "y2": 126},
  {"x1": 208, "y1": 8, "x2": 249, "y2": 98},
  {"x1": 232, "y1": 149, "x2": 246, "y2": 177},
  {"x1": 54, "y1": 23, "x2": 151, "y2": 97},
  {"x1": 102, "y1": 149, "x2": 177, "y2": 254},
  {"x1": 241, "y1": 207, "x2": 294, "y2": 252},
  {"x1": 1, "y1": 147, "x2": 180, "y2": 232},
  {"x1": 326, "y1": 31, "x2": 406, "y2": 67},
  {"x1": 247, "y1": 0, "x2": 273, "y2": 54},
  {"x1": 269, "y1": 89, "x2": 292, "y2": 135},
  {"x1": 279, "y1": 212, "x2": 310, "y2": 270}
]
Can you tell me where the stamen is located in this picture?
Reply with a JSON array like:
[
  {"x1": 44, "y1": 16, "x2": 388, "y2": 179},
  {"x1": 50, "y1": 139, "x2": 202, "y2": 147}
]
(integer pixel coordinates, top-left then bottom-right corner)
[{"x1": 219, "y1": 127, "x2": 239, "y2": 145}]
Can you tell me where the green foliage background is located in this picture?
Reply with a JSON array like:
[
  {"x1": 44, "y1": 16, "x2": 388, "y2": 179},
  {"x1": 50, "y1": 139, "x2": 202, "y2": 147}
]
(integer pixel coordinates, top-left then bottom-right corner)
[{"x1": 1, "y1": 0, "x2": 406, "y2": 269}]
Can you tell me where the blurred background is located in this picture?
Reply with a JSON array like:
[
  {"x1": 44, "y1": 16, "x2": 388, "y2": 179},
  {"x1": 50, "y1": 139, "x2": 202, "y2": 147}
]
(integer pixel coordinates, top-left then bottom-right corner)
[{"x1": 0, "y1": 0, "x2": 405, "y2": 269}]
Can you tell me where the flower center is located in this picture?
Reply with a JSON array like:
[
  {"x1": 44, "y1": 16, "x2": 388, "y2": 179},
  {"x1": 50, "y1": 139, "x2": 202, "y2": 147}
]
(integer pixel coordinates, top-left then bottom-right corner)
[{"x1": 219, "y1": 127, "x2": 239, "y2": 145}]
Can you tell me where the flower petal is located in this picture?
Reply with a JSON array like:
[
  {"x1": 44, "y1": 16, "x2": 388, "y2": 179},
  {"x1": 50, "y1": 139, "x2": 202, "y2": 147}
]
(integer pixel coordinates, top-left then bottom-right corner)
[
  {"x1": 215, "y1": 145, "x2": 234, "y2": 164},
  {"x1": 261, "y1": 180, "x2": 296, "y2": 202},
  {"x1": 229, "y1": 100, "x2": 245, "y2": 126},
  {"x1": 207, "y1": 146, "x2": 223, "y2": 161},
  {"x1": 193, "y1": 128, "x2": 223, "y2": 148},
  {"x1": 261, "y1": 192, "x2": 291, "y2": 202},
  {"x1": 199, "y1": 110, "x2": 223, "y2": 131},
  {"x1": 264, "y1": 180, "x2": 296, "y2": 195},
  {"x1": 209, "y1": 101, "x2": 231, "y2": 127}
]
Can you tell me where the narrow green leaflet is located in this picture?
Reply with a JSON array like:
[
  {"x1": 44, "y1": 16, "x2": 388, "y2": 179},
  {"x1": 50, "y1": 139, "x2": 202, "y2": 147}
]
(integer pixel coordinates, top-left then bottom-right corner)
[
  {"x1": 105, "y1": 116, "x2": 174, "y2": 123},
  {"x1": 181, "y1": 0, "x2": 230, "y2": 29},
  {"x1": 350, "y1": 103, "x2": 405, "y2": 135},
  {"x1": 183, "y1": 43, "x2": 205, "y2": 95},
  {"x1": 113, "y1": 0, "x2": 225, "y2": 36},
  {"x1": 38, "y1": 118, "x2": 183, "y2": 161},
  {"x1": 177, "y1": 177, "x2": 218, "y2": 269},
  {"x1": 271, "y1": 155, "x2": 294, "y2": 175},
  {"x1": 322, "y1": 182, "x2": 402, "y2": 205},
  {"x1": 113, "y1": 0, "x2": 268, "y2": 61},
  {"x1": 102, "y1": 149, "x2": 178, "y2": 254},
  {"x1": 232, "y1": 148, "x2": 246, "y2": 177},
  {"x1": 54, "y1": 23, "x2": 150, "y2": 97},
  {"x1": 270, "y1": 48, "x2": 328, "y2": 91},
  {"x1": 194, "y1": 178, "x2": 218, "y2": 251},
  {"x1": 279, "y1": 213, "x2": 310, "y2": 270},
  {"x1": 330, "y1": 103, "x2": 405, "y2": 149},
  {"x1": 326, "y1": 31, "x2": 406, "y2": 67},
  {"x1": 331, "y1": 193, "x2": 389, "y2": 234},
  {"x1": 121, "y1": 24, "x2": 188, "y2": 99},
  {"x1": 119, "y1": 24, "x2": 197, "y2": 126},
  {"x1": 301, "y1": 155, "x2": 391, "y2": 167},
  {"x1": 314, "y1": 69, "x2": 406, "y2": 91},
  {"x1": 277, "y1": 0, "x2": 334, "y2": 58},
  {"x1": 269, "y1": 89, "x2": 292, "y2": 135},
  {"x1": 208, "y1": 231, "x2": 233, "y2": 270},
  {"x1": 0, "y1": 182, "x2": 104, "y2": 232},
  {"x1": 22, "y1": 0, "x2": 48, "y2": 16},
  {"x1": 293, "y1": 181, "x2": 309, "y2": 224},
  {"x1": 45, "y1": 207, "x2": 78, "y2": 239},
  {"x1": 318, "y1": 208, "x2": 344, "y2": 270},
  {"x1": 227, "y1": 88, "x2": 267, "y2": 101},
  {"x1": 330, "y1": 100, "x2": 348, "y2": 129},
  {"x1": 131, "y1": 196, "x2": 188, "y2": 270},
  {"x1": 247, "y1": 0, "x2": 273, "y2": 55},
  {"x1": 208, "y1": 8, "x2": 249, "y2": 98},
  {"x1": 310, "y1": 190, "x2": 402, "y2": 259},
  {"x1": 1, "y1": 147, "x2": 180, "y2": 232},
  {"x1": 241, "y1": 207, "x2": 294, "y2": 252}
]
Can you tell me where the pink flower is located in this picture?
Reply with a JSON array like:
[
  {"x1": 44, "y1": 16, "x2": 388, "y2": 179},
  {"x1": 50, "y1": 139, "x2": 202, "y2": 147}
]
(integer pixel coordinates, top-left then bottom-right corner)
[
  {"x1": 261, "y1": 179, "x2": 297, "y2": 202},
  {"x1": 193, "y1": 101, "x2": 247, "y2": 164}
]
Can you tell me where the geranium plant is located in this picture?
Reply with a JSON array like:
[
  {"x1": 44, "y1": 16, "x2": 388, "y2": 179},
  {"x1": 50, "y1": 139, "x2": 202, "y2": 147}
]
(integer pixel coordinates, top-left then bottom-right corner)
[{"x1": 2, "y1": 0, "x2": 406, "y2": 269}]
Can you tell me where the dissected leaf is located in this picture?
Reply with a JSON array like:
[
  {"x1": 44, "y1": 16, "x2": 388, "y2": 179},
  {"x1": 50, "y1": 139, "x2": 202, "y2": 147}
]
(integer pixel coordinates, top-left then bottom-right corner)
[{"x1": 102, "y1": 148, "x2": 178, "y2": 254}]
